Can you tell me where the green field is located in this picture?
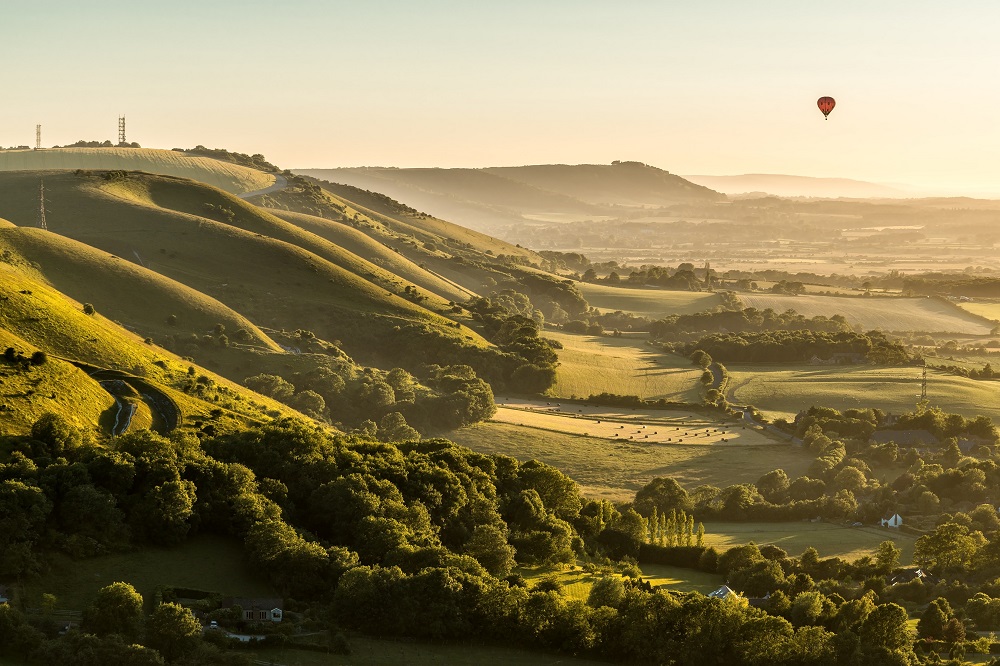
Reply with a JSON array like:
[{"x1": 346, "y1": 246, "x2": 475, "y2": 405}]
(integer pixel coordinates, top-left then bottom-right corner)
[
  {"x1": 639, "y1": 564, "x2": 723, "y2": 594},
  {"x1": 739, "y1": 293, "x2": 992, "y2": 334},
  {"x1": 22, "y1": 535, "x2": 274, "y2": 611},
  {"x1": 259, "y1": 639, "x2": 610, "y2": 666},
  {"x1": 701, "y1": 522, "x2": 917, "y2": 563},
  {"x1": 447, "y1": 420, "x2": 813, "y2": 502},
  {"x1": 0, "y1": 148, "x2": 274, "y2": 195},
  {"x1": 728, "y1": 364, "x2": 1000, "y2": 422},
  {"x1": 545, "y1": 330, "x2": 702, "y2": 401},
  {"x1": 576, "y1": 283, "x2": 723, "y2": 318}
]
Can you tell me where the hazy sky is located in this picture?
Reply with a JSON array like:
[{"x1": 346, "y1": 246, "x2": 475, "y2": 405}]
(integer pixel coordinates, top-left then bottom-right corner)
[{"x1": 2, "y1": 1, "x2": 998, "y2": 193}]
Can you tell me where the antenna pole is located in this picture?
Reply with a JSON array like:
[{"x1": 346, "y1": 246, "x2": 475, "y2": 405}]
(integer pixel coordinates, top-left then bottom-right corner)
[
  {"x1": 38, "y1": 179, "x2": 47, "y2": 230},
  {"x1": 118, "y1": 116, "x2": 126, "y2": 145},
  {"x1": 35, "y1": 125, "x2": 41, "y2": 150}
]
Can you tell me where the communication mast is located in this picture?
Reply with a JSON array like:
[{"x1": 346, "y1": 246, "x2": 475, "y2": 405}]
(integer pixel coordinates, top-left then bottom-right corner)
[
  {"x1": 35, "y1": 125, "x2": 41, "y2": 150},
  {"x1": 118, "y1": 116, "x2": 126, "y2": 145},
  {"x1": 37, "y1": 179, "x2": 47, "y2": 230}
]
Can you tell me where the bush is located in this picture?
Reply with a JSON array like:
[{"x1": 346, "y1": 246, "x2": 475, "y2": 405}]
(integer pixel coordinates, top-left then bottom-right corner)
[
  {"x1": 29, "y1": 351, "x2": 47, "y2": 366},
  {"x1": 83, "y1": 303, "x2": 96, "y2": 315}
]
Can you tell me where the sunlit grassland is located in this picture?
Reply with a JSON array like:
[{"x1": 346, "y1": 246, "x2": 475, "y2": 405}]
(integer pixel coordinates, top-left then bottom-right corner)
[
  {"x1": 0, "y1": 147, "x2": 274, "y2": 194},
  {"x1": 544, "y1": 330, "x2": 702, "y2": 401},
  {"x1": 701, "y1": 522, "x2": 917, "y2": 563},
  {"x1": 739, "y1": 293, "x2": 992, "y2": 334},
  {"x1": 576, "y1": 282, "x2": 723, "y2": 318},
  {"x1": 728, "y1": 364, "x2": 1000, "y2": 422},
  {"x1": 447, "y1": 420, "x2": 813, "y2": 502},
  {"x1": 22, "y1": 535, "x2": 274, "y2": 611}
]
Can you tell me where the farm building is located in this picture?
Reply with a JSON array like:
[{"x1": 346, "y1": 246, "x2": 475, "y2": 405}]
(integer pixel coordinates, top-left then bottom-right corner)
[
  {"x1": 889, "y1": 568, "x2": 936, "y2": 586},
  {"x1": 220, "y1": 597, "x2": 283, "y2": 623},
  {"x1": 708, "y1": 585, "x2": 738, "y2": 600},
  {"x1": 880, "y1": 513, "x2": 903, "y2": 528}
]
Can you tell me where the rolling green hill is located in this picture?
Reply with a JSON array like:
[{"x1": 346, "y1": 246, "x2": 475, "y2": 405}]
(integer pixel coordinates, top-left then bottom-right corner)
[
  {"x1": 0, "y1": 171, "x2": 488, "y2": 371},
  {"x1": 0, "y1": 221, "x2": 280, "y2": 350},
  {"x1": 0, "y1": 148, "x2": 275, "y2": 194},
  {"x1": 0, "y1": 260, "x2": 303, "y2": 436}
]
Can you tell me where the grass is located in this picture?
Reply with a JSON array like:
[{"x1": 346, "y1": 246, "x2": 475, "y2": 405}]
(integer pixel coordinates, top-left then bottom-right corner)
[
  {"x1": 0, "y1": 147, "x2": 274, "y2": 194},
  {"x1": 22, "y1": 535, "x2": 274, "y2": 612},
  {"x1": 0, "y1": 258, "x2": 302, "y2": 435},
  {"x1": 701, "y1": 522, "x2": 917, "y2": 563},
  {"x1": 727, "y1": 364, "x2": 1000, "y2": 422},
  {"x1": 576, "y1": 283, "x2": 723, "y2": 318},
  {"x1": 447, "y1": 417, "x2": 813, "y2": 502},
  {"x1": 639, "y1": 564, "x2": 724, "y2": 594},
  {"x1": 738, "y1": 293, "x2": 992, "y2": 334},
  {"x1": 959, "y1": 300, "x2": 1000, "y2": 322},
  {"x1": 544, "y1": 330, "x2": 702, "y2": 401},
  {"x1": 258, "y1": 638, "x2": 610, "y2": 666},
  {"x1": 271, "y1": 209, "x2": 472, "y2": 303}
]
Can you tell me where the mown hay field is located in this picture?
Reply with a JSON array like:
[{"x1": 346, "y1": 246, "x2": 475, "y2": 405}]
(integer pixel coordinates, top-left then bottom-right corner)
[
  {"x1": 576, "y1": 283, "x2": 723, "y2": 318},
  {"x1": 738, "y1": 293, "x2": 992, "y2": 334},
  {"x1": 959, "y1": 300, "x2": 1000, "y2": 323},
  {"x1": 728, "y1": 364, "x2": 1000, "y2": 422},
  {"x1": 0, "y1": 148, "x2": 274, "y2": 194},
  {"x1": 702, "y1": 521, "x2": 917, "y2": 563},
  {"x1": 448, "y1": 417, "x2": 813, "y2": 502},
  {"x1": 544, "y1": 330, "x2": 702, "y2": 401}
]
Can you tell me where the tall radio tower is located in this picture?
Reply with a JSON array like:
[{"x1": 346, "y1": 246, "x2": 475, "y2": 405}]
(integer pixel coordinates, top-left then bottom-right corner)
[
  {"x1": 35, "y1": 125, "x2": 41, "y2": 150},
  {"x1": 118, "y1": 116, "x2": 126, "y2": 145}
]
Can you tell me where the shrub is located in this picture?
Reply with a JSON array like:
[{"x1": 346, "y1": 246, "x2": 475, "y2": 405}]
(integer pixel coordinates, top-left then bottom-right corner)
[{"x1": 83, "y1": 303, "x2": 96, "y2": 315}]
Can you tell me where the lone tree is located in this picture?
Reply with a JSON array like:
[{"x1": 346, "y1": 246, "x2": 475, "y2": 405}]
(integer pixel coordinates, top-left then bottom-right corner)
[
  {"x1": 82, "y1": 582, "x2": 144, "y2": 639},
  {"x1": 144, "y1": 602, "x2": 201, "y2": 661}
]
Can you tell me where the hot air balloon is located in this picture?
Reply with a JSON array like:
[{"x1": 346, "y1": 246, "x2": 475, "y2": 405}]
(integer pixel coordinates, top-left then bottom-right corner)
[{"x1": 817, "y1": 96, "x2": 835, "y2": 120}]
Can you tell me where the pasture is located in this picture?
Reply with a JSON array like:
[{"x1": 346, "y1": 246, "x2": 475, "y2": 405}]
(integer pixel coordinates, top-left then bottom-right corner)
[
  {"x1": 738, "y1": 293, "x2": 992, "y2": 334},
  {"x1": 701, "y1": 522, "x2": 917, "y2": 563},
  {"x1": 728, "y1": 364, "x2": 1000, "y2": 422},
  {"x1": 576, "y1": 282, "x2": 723, "y2": 318},
  {"x1": 449, "y1": 406, "x2": 813, "y2": 501},
  {"x1": 22, "y1": 535, "x2": 274, "y2": 611},
  {"x1": 544, "y1": 330, "x2": 702, "y2": 401}
]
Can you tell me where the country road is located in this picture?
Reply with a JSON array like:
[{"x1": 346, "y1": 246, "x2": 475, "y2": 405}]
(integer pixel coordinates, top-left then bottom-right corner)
[{"x1": 239, "y1": 173, "x2": 287, "y2": 199}]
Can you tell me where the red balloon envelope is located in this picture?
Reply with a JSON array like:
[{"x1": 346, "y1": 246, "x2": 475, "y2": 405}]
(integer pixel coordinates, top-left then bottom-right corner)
[{"x1": 817, "y1": 96, "x2": 836, "y2": 119}]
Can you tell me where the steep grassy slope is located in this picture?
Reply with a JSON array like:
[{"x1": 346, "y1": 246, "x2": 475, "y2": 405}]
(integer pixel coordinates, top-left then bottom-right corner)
[
  {"x1": 269, "y1": 209, "x2": 473, "y2": 303},
  {"x1": 0, "y1": 221, "x2": 280, "y2": 350},
  {"x1": 0, "y1": 325, "x2": 114, "y2": 433},
  {"x1": 0, "y1": 261, "x2": 302, "y2": 435},
  {"x1": 0, "y1": 148, "x2": 275, "y2": 194},
  {"x1": 0, "y1": 171, "x2": 487, "y2": 369}
]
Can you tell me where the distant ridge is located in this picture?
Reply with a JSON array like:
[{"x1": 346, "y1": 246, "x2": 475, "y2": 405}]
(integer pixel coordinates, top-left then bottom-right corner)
[
  {"x1": 295, "y1": 162, "x2": 723, "y2": 233},
  {"x1": 682, "y1": 173, "x2": 908, "y2": 199}
]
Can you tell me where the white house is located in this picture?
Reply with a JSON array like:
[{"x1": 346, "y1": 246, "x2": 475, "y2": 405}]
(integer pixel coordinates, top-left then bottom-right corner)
[{"x1": 881, "y1": 513, "x2": 903, "y2": 528}]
